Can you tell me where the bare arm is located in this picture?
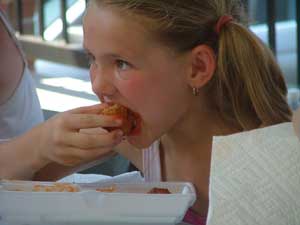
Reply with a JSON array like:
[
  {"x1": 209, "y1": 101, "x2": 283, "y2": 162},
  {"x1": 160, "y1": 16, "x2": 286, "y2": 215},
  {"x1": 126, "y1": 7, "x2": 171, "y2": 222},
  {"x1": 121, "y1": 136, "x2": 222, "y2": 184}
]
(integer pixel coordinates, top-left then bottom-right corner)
[
  {"x1": 33, "y1": 139, "x2": 144, "y2": 181},
  {"x1": 33, "y1": 152, "x2": 116, "y2": 181},
  {"x1": 0, "y1": 126, "x2": 48, "y2": 180}
]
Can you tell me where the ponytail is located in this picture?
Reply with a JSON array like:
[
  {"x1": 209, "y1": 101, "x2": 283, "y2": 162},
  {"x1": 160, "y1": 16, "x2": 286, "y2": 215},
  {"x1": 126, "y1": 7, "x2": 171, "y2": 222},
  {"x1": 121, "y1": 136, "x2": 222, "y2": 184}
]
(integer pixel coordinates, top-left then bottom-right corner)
[{"x1": 212, "y1": 22, "x2": 291, "y2": 130}]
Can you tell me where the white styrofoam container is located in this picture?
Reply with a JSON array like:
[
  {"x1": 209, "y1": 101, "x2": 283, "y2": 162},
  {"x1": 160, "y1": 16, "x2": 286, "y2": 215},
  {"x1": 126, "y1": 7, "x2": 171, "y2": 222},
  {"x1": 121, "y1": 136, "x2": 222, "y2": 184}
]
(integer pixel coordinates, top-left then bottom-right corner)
[{"x1": 0, "y1": 180, "x2": 196, "y2": 225}]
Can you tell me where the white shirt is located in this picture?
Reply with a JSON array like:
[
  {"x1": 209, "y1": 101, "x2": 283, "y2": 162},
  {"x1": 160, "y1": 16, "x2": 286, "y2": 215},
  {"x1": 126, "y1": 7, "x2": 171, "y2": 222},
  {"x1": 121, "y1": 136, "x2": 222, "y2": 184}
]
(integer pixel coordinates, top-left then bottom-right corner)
[{"x1": 0, "y1": 10, "x2": 44, "y2": 139}]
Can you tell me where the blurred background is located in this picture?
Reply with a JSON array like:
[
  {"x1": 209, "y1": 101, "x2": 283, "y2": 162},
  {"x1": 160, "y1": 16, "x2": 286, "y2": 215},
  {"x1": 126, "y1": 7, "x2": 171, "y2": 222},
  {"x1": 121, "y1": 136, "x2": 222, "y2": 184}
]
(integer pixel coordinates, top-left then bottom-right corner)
[{"x1": 0, "y1": 0, "x2": 299, "y2": 174}]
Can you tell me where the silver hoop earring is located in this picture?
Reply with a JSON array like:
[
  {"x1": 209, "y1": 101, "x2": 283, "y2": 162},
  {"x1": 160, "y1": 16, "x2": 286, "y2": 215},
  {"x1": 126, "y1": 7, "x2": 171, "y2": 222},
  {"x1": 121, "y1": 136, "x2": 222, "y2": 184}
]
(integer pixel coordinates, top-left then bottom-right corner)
[{"x1": 192, "y1": 87, "x2": 200, "y2": 96}]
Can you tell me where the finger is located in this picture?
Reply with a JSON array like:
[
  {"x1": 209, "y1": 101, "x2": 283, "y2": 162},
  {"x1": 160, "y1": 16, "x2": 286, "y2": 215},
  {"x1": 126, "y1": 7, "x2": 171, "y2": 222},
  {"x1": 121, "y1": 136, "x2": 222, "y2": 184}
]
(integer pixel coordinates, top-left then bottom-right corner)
[
  {"x1": 64, "y1": 129, "x2": 124, "y2": 149},
  {"x1": 80, "y1": 127, "x2": 108, "y2": 135},
  {"x1": 64, "y1": 114, "x2": 123, "y2": 130},
  {"x1": 68, "y1": 103, "x2": 109, "y2": 114}
]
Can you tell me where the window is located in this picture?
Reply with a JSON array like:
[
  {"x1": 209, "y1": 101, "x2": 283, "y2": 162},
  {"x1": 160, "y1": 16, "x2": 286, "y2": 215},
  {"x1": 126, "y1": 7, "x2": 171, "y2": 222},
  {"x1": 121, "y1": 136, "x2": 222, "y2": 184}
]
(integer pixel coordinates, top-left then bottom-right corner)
[{"x1": 248, "y1": 0, "x2": 298, "y2": 87}]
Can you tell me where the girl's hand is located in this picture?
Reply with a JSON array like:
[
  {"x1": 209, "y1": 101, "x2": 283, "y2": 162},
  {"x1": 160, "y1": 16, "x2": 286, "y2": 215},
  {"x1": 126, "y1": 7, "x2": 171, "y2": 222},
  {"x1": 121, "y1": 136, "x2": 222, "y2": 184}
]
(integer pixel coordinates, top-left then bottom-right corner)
[{"x1": 34, "y1": 104, "x2": 124, "y2": 167}]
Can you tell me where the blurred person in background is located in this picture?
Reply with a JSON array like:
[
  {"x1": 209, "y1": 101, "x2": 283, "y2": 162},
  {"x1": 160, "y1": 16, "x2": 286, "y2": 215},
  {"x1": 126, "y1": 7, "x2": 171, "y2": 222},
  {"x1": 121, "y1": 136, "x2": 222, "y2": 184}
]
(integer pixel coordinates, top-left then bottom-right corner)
[{"x1": 0, "y1": 7, "x2": 43, "y2": 139}]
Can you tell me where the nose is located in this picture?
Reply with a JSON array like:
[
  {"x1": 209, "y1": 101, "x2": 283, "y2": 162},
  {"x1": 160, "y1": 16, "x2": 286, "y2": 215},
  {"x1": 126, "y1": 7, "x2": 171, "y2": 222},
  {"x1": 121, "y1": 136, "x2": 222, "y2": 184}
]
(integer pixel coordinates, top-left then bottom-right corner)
[{"x1": 90, "y1": 65, "x2": 117, "y2": 98}]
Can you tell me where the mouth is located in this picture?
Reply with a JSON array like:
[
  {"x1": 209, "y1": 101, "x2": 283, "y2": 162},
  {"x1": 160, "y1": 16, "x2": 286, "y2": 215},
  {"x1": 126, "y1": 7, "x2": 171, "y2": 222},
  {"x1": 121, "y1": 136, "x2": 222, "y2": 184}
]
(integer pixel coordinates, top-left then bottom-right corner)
[
  {"x1": 99, "y1": 102, "x2": 141, "y2": 136},
  {"x1": 128, "y1": 109, "x2": 142, "y2": 136}
]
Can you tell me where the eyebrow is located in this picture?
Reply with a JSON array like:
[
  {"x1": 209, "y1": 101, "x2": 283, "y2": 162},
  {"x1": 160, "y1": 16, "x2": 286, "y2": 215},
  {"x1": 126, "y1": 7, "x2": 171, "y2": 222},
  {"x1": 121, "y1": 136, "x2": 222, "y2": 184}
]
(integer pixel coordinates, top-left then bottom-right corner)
[
  {"x1": 82, "y1": 43, "x2": 133, "y2": 61},
  {"x1": 83, "y1": 49, "x2": 127, "y2": 61}
]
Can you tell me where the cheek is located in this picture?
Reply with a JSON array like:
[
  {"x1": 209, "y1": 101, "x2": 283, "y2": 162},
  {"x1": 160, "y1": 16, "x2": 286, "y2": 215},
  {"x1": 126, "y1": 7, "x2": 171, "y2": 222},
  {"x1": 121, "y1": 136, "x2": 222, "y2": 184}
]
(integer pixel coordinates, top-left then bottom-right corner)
[
  {"x1": 117, "y1": 77, "x2": 148, "y2": 106},
  {"x1": 119, "y1": 74, "x2": 187, "y2": 125},
  {"x1": 117, "y1": 76, "x2": 163, "y2": 127}
]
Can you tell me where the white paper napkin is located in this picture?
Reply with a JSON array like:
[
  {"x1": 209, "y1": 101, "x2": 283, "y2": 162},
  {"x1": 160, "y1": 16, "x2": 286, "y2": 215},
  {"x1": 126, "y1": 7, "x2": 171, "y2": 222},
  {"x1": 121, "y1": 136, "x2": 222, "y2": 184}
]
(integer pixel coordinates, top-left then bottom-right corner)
[
  {"x1": 59, "y1": 171, "x2": 144, "y2": 184},
  {"x1": 207, "y1": 122, "x2": 300, "y2": 225}
]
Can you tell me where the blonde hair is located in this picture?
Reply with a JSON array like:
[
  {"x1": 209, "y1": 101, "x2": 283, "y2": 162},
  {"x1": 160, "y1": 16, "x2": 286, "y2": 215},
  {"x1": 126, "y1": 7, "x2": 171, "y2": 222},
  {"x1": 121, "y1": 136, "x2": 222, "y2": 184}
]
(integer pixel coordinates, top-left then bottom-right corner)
[{"x1": 92, "y1": 0, "x2": 292, "y2": 130}]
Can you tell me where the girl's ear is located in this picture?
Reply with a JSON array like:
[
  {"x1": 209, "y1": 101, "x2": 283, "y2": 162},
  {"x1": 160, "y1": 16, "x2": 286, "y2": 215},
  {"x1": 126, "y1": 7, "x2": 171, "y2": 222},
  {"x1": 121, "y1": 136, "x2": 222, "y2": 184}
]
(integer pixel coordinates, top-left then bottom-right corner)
[
  {"x1": 186, "y1": 45, "x2": 216, "y2": 89},
  {"x1": 293, "y1": 108, "x2": 300, "y2": 141}
]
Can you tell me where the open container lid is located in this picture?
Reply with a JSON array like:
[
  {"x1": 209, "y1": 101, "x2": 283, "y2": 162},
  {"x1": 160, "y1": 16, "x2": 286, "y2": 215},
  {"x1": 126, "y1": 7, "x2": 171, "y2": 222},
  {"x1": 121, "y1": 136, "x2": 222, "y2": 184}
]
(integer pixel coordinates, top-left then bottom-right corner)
[{"x1": 0, "y1": 180, "x2": 196, "y2": 225}]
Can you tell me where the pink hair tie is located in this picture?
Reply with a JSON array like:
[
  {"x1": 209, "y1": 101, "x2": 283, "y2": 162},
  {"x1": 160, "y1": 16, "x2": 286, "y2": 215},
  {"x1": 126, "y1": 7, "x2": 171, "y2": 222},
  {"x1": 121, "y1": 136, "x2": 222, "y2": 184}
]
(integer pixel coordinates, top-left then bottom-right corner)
[{"x1": 214, "y1": 15, "x2": 234, "y2": 34}]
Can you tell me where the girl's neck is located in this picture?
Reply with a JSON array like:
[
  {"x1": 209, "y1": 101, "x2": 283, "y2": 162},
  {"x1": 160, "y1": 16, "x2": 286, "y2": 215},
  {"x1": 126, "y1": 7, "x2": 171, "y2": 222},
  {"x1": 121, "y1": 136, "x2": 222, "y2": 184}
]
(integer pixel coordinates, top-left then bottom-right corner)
[{"x1": 160, "y1": 108, "x2": 241, "y2": 157}]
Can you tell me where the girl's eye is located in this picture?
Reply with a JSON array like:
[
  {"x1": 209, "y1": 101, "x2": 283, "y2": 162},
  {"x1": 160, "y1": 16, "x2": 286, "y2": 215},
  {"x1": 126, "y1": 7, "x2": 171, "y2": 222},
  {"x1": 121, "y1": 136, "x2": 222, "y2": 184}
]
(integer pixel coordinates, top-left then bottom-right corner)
[
  {"x1": 115, "y1": 59, "x2": 133, "y2": 80},
  {"x1": 116, "y1": 59, "x2": 131, "y2": 71}
]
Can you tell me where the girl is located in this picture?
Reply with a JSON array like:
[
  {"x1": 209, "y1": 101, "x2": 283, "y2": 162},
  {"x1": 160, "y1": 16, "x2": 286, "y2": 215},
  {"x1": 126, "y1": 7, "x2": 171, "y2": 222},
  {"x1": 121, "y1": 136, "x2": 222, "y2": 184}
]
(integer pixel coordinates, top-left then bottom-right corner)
[
  {"x1": 34, "y1": 0, "x2": 292, "y2": 224},
  {"x1": 81, "y1": 0, "x2": 291, "y2": 223}
]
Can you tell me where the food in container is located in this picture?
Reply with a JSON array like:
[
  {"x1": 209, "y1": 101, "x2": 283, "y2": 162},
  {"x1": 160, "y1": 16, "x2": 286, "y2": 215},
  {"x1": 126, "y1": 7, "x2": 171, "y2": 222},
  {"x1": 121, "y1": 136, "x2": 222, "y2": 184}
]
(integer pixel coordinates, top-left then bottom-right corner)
[{"x1": 0, "y1": 180, "x2": 196, "y2": 225}]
